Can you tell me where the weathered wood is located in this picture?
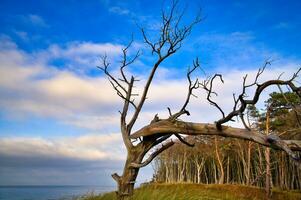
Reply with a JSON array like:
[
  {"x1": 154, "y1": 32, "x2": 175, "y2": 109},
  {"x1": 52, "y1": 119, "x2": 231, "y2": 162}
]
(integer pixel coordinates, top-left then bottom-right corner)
[{"x1": 130, "y1": 120, "x2": 301, "y2": 151}]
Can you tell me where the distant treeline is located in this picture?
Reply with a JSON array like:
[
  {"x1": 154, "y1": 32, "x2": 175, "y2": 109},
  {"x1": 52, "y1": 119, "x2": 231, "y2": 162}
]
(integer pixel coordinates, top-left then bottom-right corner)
[
  {"x1": 153, "y1": 91, "x2": 301, "y2": 190},
  {"x1": 153, "y1": 136, "x2": 301, "y2": 190}
]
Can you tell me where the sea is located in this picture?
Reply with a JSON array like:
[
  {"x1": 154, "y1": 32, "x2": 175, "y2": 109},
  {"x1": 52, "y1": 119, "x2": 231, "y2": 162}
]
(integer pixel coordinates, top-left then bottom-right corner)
[{"x1": 0, "y1": 185, "x2": 116, "y2": 200}]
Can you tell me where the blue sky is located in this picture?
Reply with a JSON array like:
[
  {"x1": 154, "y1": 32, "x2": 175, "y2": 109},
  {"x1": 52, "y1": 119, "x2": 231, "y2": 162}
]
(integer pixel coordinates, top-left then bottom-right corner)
[{"x1": 0, "y1": 0, "x2": 300, "y2": 186}]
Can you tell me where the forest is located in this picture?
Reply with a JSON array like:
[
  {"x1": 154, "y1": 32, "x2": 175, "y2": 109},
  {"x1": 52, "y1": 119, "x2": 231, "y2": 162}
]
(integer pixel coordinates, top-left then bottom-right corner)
[{"x1": 153, "y1": 92, "x2": 301, "y2": 191}]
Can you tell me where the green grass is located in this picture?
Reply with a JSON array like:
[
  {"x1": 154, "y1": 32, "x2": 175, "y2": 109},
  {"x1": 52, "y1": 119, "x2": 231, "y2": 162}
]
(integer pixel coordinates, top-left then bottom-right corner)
[{"x1": 83, "y1": 183, "x2": 301, "y2": 200}]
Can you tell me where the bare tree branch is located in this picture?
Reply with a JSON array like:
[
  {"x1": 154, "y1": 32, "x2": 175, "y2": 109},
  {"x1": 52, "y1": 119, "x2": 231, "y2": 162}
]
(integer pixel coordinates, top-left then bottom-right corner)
[
  {"x1": 199, "y1": 74, "x2": 225, "y2": 119},
  {"x1": 170, "y1": 58, "x2": 200, "y2": 120},
  {"x1": 174, "y1": 133, "x2": 195, "y2": 147},
  {"x1": 201, "y1": 61, "x2": 301, "y2": 130},
  {"x1": 130, "y1": 140, "x2": 175, "y2": 168},
  {"x1": 120, "y1": 36, "x2": 141, "y2": 84},
  {"x1": 128, "y1": 4, "x2": 201, "y2": 132},
  {"x1": 98, "y1": 40, "x2": 142, "y2": 150},
  {"x1": 97, "y1": 55, "x2": 127, "y2": 94}
]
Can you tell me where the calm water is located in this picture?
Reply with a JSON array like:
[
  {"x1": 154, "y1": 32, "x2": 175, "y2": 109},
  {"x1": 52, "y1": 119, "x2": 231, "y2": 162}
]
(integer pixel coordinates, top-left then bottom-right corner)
[{"x1": 0, "y1": 185, "x2": 115, "y2": 200}]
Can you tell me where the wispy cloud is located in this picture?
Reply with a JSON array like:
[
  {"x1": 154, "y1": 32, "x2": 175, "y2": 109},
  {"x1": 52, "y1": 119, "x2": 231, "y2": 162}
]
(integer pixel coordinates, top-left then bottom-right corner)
[
  {"x1": 273, "y1": 22, "x2": 291, "y2": 30},
  {"x1": 107, "y1": 3, "x2": 161, "y2": 31},
  {"x1": 13, "y1": 30, "x2": 29, "y2": 41},
  {"x1": 109, "y1": 6, "x2": 130, "y2": 16},
  {"x1": 190, "y1": 31, "x2": 285, "y2": 71},
  {"x1": 17, "y1": 14, "x2": 49, "y2": 28},
  {"x1": 41, "y1": 41, "x2": 138, "y2": 72},
  {"x1": 27, "y1": 14, "x2": 48, "y2": 27}
]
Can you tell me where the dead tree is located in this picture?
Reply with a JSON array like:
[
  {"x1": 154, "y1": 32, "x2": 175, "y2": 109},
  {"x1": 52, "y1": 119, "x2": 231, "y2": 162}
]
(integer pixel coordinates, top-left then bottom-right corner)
[{"x1": 98, "y1": 1, "x2": 301, "y2": 199}]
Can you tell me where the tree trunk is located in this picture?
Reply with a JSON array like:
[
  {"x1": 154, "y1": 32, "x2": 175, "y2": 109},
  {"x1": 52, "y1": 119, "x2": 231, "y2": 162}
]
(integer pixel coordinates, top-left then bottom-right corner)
[
  {"x1": 226, "y1": 156, "x2": 230, "y2": 184},
  {"x1": 265, "y1": 147, "x2": 272, "y2": 200},
  {"x1": 180, "y1": 150, "x2": 187, "y2": 182},
  {"x1": 265, "y1": 108, "x2": 272, "y2": 200},
  {"x1": 114, "y1": 149, "x2": 144, "y2": 200},
  {"x1": 215, "y1": 136, "x2": 224, "y2": 184},
  {"x1": 246, "y1": 141, "x2": 252, "y2": 185}
]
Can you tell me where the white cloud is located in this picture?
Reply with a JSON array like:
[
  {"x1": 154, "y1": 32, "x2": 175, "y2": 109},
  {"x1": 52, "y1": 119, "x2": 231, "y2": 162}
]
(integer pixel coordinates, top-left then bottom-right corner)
[
  {"x1": 0, "y1": 37, "x2": 122, "y2": 130},
  {"x1": 48, "y1": 42, "x2": 124, "y2": 57},
  {"x1": 64, "y1": 115, "x2": 120, "y2": 130},
  {"x1": 43, "y1": 41, "x2": 125, "y2": 70},
  {"x1": 0, "y1": 36, "x2": 300, "y2": 133},
  {"x1": 0, "y1": 133, "x2": 124, "y2": 161}
]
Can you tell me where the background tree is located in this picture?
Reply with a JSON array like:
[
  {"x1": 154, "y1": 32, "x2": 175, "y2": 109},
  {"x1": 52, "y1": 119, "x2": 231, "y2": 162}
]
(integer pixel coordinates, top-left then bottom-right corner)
[
  {"x1": 153, "y1": 92, "x2": 301, "y2": 198},
  {"x1": 99, "y1": 1, "x2": 301, "y2": 199}
]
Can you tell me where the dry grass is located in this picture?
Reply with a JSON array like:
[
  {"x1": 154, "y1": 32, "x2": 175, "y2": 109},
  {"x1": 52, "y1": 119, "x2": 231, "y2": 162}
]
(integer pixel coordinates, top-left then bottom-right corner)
[{"x1": 84, "y1": 183, "x2": 301, "y2": 200}]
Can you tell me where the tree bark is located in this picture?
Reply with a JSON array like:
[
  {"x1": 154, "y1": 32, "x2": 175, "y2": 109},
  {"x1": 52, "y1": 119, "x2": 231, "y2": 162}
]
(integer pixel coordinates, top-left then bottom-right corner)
[
  {"x1": 130, "y1": 120, "x2": 301, "y2": 151},
  {"x1": 226, "y1": 156, "x2": 230, "y2": 184},
  {"x1": 246, "y1": 141, "x2": 252, "y2": 185},
  {"x1": 113, "y1": 148, "x2": 144, "y2": 200},
  {"x1": 265, "y1": 108, "x2": 272, "y2": 200},
  {"x1": 215, "y1": 136, "x2": 224, "y2": 184}
]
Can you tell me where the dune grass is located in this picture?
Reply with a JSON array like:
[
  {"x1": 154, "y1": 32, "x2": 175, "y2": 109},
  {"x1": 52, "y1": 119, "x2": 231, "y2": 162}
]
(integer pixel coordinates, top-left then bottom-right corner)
[{"x1": 83, "y1": 183, "x2": 301, "y2": 200}]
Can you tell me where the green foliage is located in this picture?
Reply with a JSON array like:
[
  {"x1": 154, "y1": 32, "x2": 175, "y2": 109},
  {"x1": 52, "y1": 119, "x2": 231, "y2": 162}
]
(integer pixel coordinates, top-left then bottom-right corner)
[
  {"x1": 247, "y1": 104, "x2": 260, "y2": 119},
  {"x1": 84, "y1": 183, "x2": 301, "y2": 200},
  {"x1": 267, "y1": 92, "x2": 300, "y2": 109},
  {"x1": 247, "y1": 91, "x2": 301, "y2": 134}
]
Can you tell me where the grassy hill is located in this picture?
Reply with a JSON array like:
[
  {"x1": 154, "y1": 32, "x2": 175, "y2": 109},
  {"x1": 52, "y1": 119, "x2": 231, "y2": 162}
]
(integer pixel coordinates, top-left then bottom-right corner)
[{"x1": 84, "y1": 183, "x2": 301, "y2": 200}]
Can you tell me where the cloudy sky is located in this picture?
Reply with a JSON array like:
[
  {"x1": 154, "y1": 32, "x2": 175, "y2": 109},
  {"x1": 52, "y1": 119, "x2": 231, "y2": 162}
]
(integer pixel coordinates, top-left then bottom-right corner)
[{"x1": 0, "y1": 0, "x2": 301, "y2": 186}]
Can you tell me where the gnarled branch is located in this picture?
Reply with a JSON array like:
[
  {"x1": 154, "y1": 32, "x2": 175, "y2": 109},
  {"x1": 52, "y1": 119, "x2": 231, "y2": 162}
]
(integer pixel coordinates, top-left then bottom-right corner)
[
  {"x1": 128, "y1": 7, "x2": 201, "y2": 133},
  {"x1": 130, "y1": 140, "x2": 175, "y2": 168},
  {"x1": 130, "y1": 120, "x2": 301, "y2": 156},
  {"x1": 201, "y1": 61, "x2": 301, "y2": 130},
  {"x1": 170, "y1": 58, "x2": 200, "y2": 120}
]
